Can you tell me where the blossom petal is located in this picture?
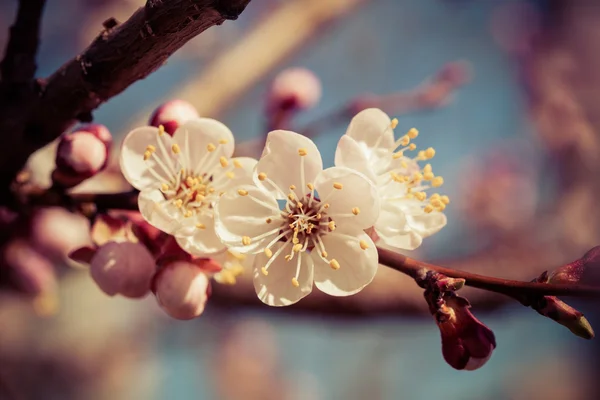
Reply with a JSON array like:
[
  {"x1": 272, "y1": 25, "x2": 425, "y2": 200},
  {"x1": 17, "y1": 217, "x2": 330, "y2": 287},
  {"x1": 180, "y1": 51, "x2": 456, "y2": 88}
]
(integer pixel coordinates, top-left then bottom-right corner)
[
  {"x1": 334, "y1": 135, "x2": 377, "y2": 182},
  {"x1": 407, "y1": 211, "x2": 447, "y2": 238},
  {"x1": 214, "y1": 184, "x2": 284, "y2": 253},
  {"x1": 175, "y1": 215, "x2": 226, "y2": 256},
  {"x1": 312, "y1": 231, "x2": 378, "y2": 296},
  {"x1": 253, "y1": 242, "x2": 314, "y2": 306},
  {"x1": 254, "y1": 130, "x2": 323, "y2": 199},
  {"x1": 375, "y1": 202, "x2": 423, "y2": 250},
  {"x1": 345, "y1": 108, "x2": 395, "y2": 150},
  {"x1": 217, "y1": 157, "x2": 257, "y2": 193},
  {"x1": 314, "y1": 166, "x2": 379, "y2": 230},
  {"x1": 138, "y1": 188, "x2": 186, "y2": 235},
  {"x1": 172, "y1": 118, "x2": 235, "y2": 171},
  {"x1": 120, "y1": 126, "x2": 177, "y2": 191}
]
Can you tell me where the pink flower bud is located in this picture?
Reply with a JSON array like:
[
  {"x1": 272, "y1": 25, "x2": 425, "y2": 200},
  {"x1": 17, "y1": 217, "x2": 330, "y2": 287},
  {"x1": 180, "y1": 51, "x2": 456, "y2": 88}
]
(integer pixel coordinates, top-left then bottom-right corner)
[
  {"x1": 54, "y1": 129, "x2": 110, "y2": 187},
  {"x1": 90, "y1": 241, "x2": 155, "y2": 298},
  {"x1": 76, "y1": 123, "x2": 112, "y2": 147},
  {"x1": 30, "y1": 207, "x2": 91, "y2": 261},
  {"x1": 149, "y1": 99, "x2": 199, "y2": 135},
  {"x1": 267, "y1": 67, "x2": 322, "y2": 112},
  {"x1": 437, "y1": 295, "x2": 496, "y2": 371},
  {"x1": 153, "y1": 260, "x2": 210, "y2": 320}
]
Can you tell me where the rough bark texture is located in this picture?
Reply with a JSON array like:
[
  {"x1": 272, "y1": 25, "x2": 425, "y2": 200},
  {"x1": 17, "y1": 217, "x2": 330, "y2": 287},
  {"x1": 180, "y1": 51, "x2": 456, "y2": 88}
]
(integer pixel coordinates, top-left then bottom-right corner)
[{"x1": 0, "y1": 0, "x2": 251, "y2": 204}]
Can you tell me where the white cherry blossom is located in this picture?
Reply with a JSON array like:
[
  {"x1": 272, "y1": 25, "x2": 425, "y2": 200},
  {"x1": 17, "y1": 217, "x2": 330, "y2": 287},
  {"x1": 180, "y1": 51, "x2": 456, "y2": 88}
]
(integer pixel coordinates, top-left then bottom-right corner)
[
  {"x1": 214, "y1": 130, "x2": 380, "y2": 306},
  {"x1": 119, "y1": 118, "x2": 256, "y2": 256},
  {"x1": 335, "y1": 108, "x2": 447, "y2": 250}
]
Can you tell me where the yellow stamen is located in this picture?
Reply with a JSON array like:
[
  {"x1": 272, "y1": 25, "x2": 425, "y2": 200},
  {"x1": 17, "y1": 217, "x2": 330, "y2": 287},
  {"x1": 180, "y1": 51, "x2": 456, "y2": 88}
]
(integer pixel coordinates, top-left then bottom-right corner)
[
  {"x1": 307, "y1": 183, "x2": 314, "y2": 190},
  {"x1": 390, "y1": 118, "x2": 399, "y2": 129},
  {"x1": 226, "y1": 171, "x2": 235, "y2": 179},
  {"x1": 161, "y1": 183, "x2": 169, "y2": 192},
  {"x1": 207, "y1": 143, "x2": 216, "y2": 152},
  {"x1": 424, "y1": 205, "x2": 434, "y2": 213},
  {"x1": 264, "y1": 248, "x2": 273, "y2": 258},
  {"x1": 196, "y1": 222, "x2": 206, "y2": 229},
  {"x1": 158, "y1": 125, "x2": 165, "y2": 136},
  {"x1": 171, "y1": 144, "x2": 181, "y2": 154},
  {"x1": 258, "y1": 172, "x2": 267, "y2": 181},
  {"x1": 242, "y1": 236, "x2": 251, "y2": 246},
  {"x1": 233, "y1": 159, "x2": 242, "y2": 168},
  {"x1": 220, "y1": 156, "x2": 229, "y2": 167},
  {"x1": 238, "y1": 189, "x2": 249, "y2": 196},
  {"x1": 291, "y1": 277, "x2": 300, "y2": 287},
  {"x1": 352, "y1": 207, "x2": 360, "y2": 216},
  {"x1": 266, "y1": 218, "x2": 272, "y2": 223},
  {"x1": 330, "y1": 259, "x2": 341, "y2": 270},
  {"x1": 408, "y1": 143, "x2": 416, "y2": 151},
  {"x1": 321, "y1": 251, "x2": 328, "y2": 258},
  {"x1": 333, "y1": 182, "x2": 343, "y2": 190},
  {"x1": 359, "y1": 240, "x2": 369, "y2": 250},
  {"x1": 425, "y1": 147, "x2": 436, "y2": 159},
  {"x1": 219, "y1": 138, "x2": 229, "y2": 144},
  {"x1": 293, "y1": 243, "x2": 302, "y2": 252},
  {"x1": 261, "y1": 267, "x2": 269, "y2": 276},
  {"x1": 298, "y1": 148, "x2": 308, "y2": 156},
  {"x1": 174, "y1": 199, "x2": 183, "y2": 208},
  {"x1": 441, "y1": 195, "x2": 450, "y2": 204},
  {"x1": 407, "y1": 128, "x2": 419, "y2": 139},
  {"x1": 143, "y1": 150, "x2": 152, "y2": 160},
  {"x1": 432, "y1": 177, "x2": 444, "y2": 187}
]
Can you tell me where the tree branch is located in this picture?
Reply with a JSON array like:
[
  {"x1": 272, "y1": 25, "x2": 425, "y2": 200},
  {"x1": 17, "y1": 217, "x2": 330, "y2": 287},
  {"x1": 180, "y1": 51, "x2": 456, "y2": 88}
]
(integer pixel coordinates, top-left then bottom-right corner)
[
  {"x1": 0, "y1": 0, "x2": 252, "y2": 204},
  {"x1": 0, "y1": 0, "x2": 46, "y2": 88}
]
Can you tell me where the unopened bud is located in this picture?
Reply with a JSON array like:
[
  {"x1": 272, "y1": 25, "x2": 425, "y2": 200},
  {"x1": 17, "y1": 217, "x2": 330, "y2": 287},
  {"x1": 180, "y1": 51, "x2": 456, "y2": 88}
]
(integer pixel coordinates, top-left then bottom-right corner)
[
  {"x1": 54, "y1": 130, "x2": 110, "y2": 187},
  {"x1": 149, "y1": 99, "x2": 199, "y2": 135},
  {"x1": 77, "y1": 123, "x2": 112, "y2": 147},
  {"x1": 90, "y1": 241, "x2": 155, "y2": 298},
  {"x1": 267, "y1": 67, "x2": 322, "y2": 112},
  {"x1": 153, "y1": 260, "x2": 211, "y2": 320},
  {"x1": 530, "y1": 296, "x2": 594, "y2": 340},
  {"x1": 436, "y1": 295, "x2": 496, "y2": 370}
]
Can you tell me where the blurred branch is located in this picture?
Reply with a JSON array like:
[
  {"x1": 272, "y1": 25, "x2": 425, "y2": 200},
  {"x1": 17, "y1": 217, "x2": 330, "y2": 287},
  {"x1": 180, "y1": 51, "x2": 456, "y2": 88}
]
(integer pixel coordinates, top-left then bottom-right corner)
[
  {"x1": 0, "y1": 0, "x2": 46, "y2": 89},
  {"x1": 0, "y1": 0, "x2": 252, "y2": 204}
]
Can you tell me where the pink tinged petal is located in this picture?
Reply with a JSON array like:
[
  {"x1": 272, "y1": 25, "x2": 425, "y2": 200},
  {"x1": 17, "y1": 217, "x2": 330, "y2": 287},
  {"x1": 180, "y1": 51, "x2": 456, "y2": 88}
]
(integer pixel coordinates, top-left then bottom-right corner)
[
  {"x1": 314, "y1": 166, "x2": 380, "y2": 230},
  {"x1": 138, "y1": 188, "x2": 186, "y2": 235},
  {"x1": 253, "y1": 242, "x2": 314, "y2": 306},
  {"x1": 375, "y1": 202, "x2": 423, "y2": 250},
  {"x1": 172, "y1": 118, "x2": 235, "y2": 168},
  {"x1": 312, "y1": 231, "x2": 378, "y2": 296},
  {"x1": 345, "y1": 108, "x2": 395, "y2": 151},
  {"x1": 154, "y1": 261, "x2": 210, "y2": 320},
  {"x1": 120, "y1": 126, "x2": 177, "y2": 191},
  {"x1": 214, "y1": 184, "x2": 284, "y2": 253},
  {"x1": 254, "y1": 130, "x2": 323, "y2": 199},
  {"x1": 175, "y1": 215, "x2": 226, "y2": 257},
  {"x1": 334, "y1": 135, "x2": 377, "y2": 182},
  {"x1": 90, "y1": 242, "x2": 155, "y2": 298},
  {"x1": 406, "y1": 212, "x2": 447, "y2": 238}
]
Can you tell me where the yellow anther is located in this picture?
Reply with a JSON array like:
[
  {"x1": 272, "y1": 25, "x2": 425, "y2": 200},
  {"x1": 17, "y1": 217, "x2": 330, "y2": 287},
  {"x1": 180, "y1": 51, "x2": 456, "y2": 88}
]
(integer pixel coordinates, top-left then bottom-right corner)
[
  {"x1": 146, "y1": 144, "x2": 156, "y2": 153},
  {"x1": 291, "y1": 277, "x2": 300, "y2": 287},
  {"x1": 258, "y1": 172, "x2": 267, "y2": 181},
  {"x1": 390, "y1": 118, "x2": 399, "y2": 129},
  {"x1": 186, "y1": 176, "x2": 194, "y2": 186},
  {"x1": 195, "y1": 194, "x2": 205, "y2": 202},
  {"x1": 171, "y1": 144, "x2": 181, "y2": 154},
  {"x1": 418, "y1": 150, "x2": 425, "y2": 159},
  {"x1": 292, "y1": 237, "x2": 299, "y2": 244},
  {"x1": 321, "y1": 251, "x2": 328, "y2": 258},
  {"x1": 359, "y1": 240, "x2": 369, "y2": 250},
  {"x1": 424, "y1": 205, "x2": 434, "y2": 213},
  {"x1": 407, "y1": 128, "x2": 419, "y2": 139},
  {"x1": 437, "y1": 203, "x2": 447, "y2": 211},
  {"x1": 220, "y1": 156, "x2": 229, "y2": 167},
  {"x1": 307, "y1": 183, "x2": 314, "y2": 190},
  {"x1": 423, "y1": 171, "x2": 434, "y2": 181},
  {"x1": 242, "y1": 236, "x2": 251, "y2": 246},
  {"x1": 352, "y1": 207, "x2": 360, "y2": 216},
  {"x1": 323, "y1": 203, "x2": 330, "y2": 209},
  {"x1": 401, "y1": 161, "x2": 408, "y2": 169},
  {"x1": 423, "y1": 164, "x2": 432, "y2": 173},
  {"x1": 293, "y1": 243, "x2": 302, "y2": 252},
  {"x1": 209, "y1": 188, "x2": 216, "y2": 193},
  {"x1": 158, "y1": 125, "x2": 165, "y2": 136},
  {"x1": 289, "y1": 185, "x2": 296, "y2": 190},
  {"x1": 432, "y1": 177, "x2": 444, "y2": 187},
  {"x1": 431, "y1": 199, "x2": 442, "y2": 208},
  {"x1": 233, "y1": 159, "x2": 242, "y2": 168},
  {"x1": 400, "y1": 135, "x2": 410, "y2": 146},
  {"x1": 333, "y1": 182, "x2": 343, "y2": 190},
  {"x1": 298, "y1": 148, "x2": 308, "y2": 156},
  {"x1": 393, "y1": 152, "x2": 404, "y2": 159},
  {"x1": 226, "y1": 171, "x2": 235, "y2": 179},
  {"x1": 143, "y1": 150, "x2": 152, "y2": 160},
  {"x1": 264, "y1": 248, "x2": 273, "y2": 258},
  {"x1": 219, "y1": 138, "x2": 229, "y2": 144},
  {"x1": 207, "y1": 143, "x2": 216, "y2": 152},
  {"x1": 330, "y1": 259, "x2": 341, "y2": 270},
  {"x1": 196, "y1": 222, "x2": 206, "y2": 229},
  {"x1": 425, "y1": 147, "x2": 436, "y2": 159},
  {"x1": 430, "y1": 193, "x2": 441, "y2": 200},
  {"x1": 328, "y1": 221, "x2": 336, "y2": 231},
  {"x1": 287, "y1": 193, "x2": 295, "y2": 201},
  {"x1": 238, "y1": 189, "x2": 249, "y2": 196},
  {"x1": 261, "y1": 267, "x2": 269, "y2": 276},
  {"x1": 296, "y1": 201, "x2": 303, "y2": 209},
  {"x1": 161, "y1": 183, "x2": 169, "y2": 192},
  {"x1": 184, "y1": 210, "x2": 193, "y2": 218},
  {"x1": 441, "y1": 195, "x2": 450, "y2": 204},
  {"x1": 408, "y1": 143, "x2": 416, "y2": 151},
  {"x1": 413, "y1": 172, "x2": 423, "y2": 182},
  {"x1": 174, "y1": 199, "x2": 183, "y2": 208},
  {"x1": 415, "y1": 192, "x2": 427, "y2": 201},
  {"x1": 284, "y1": 254, "x2": 292, "y2": 261},
  {"x1": 266, "y1": 218, "x2": 272, "y2": 223}
]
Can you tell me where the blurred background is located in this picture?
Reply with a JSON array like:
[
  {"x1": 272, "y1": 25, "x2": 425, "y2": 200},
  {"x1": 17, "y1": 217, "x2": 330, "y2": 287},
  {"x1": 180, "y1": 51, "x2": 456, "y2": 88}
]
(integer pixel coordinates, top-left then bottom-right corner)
[{"x1": 1, "y1": 0, "x2": 600, "y2": 399}]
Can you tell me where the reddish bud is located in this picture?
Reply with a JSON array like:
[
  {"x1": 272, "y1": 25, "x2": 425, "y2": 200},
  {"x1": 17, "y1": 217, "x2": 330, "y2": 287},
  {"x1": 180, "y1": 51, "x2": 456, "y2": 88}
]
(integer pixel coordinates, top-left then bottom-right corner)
[
  {"x1": 90, "y1": 241, "x2": 155, "y2": 298},
  {"x1": 149, "y1": 99, "x2": 199, "y2": 135},
  {"x1": 76, "y1": 123, "x2": 112, "y2": 147},
  {"x1": 153, "y1": 260, "x2": 211, "y2": 320},
  {"x1": 54, "y1": 129, "x2": 110, "y2": 187},
  {"x1": 30, "y1": 207, "x2": 91, "y2": 260},
  {"x1": 437, "y1": 295, "x2": 496, "y2": 371},
  {"x1": 267, "y1": 67, "x2": 322, "y2": 113},
  {"x1": 527, "y1": 295, "x2": 594, "y2": 340}
]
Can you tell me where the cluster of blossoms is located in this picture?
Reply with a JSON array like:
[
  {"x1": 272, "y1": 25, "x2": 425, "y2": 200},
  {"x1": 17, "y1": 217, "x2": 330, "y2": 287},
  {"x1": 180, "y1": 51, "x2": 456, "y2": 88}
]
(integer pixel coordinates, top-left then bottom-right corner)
[{"x1": 112, "y1": 105, "x2": 447, "y2": 307}]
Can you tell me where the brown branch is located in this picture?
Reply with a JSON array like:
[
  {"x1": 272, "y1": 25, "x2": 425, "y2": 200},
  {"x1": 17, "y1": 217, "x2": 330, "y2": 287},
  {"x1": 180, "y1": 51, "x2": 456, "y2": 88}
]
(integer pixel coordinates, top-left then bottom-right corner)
[
  {"x1": 0, "y1": 0, "x2": 46, "y2": 88},
  {"x1": 0, "y1": 0, "x2": 252, "y2": 204}
]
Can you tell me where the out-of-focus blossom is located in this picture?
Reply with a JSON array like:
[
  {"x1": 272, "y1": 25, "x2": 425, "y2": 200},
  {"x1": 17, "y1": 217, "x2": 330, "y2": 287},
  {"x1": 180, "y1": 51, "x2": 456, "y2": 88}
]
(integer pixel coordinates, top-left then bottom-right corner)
[
  {"x1": 119, "y1": 118, "x2": 256, "y2": 256},
  {"x1": 89, "y1": 241, "x2": 156, "y2": 298},
  {"x1": 213, "y1": 250, "x2": 255, "y2": 285},
  {"x1": 215, "y1": 130, "x2": 379, "y2": 306},
  {"x1": 2, "y1": 239, "x2": 57, "y2": 297},
  {"x1": 153, "y1": 260, "x2": 211, "y2": 320},
  {"x1": 437, "y1": 295, "x2": 496, "y2": 370},
  {"x1": 54, "y1": 126, "x2": 111, "y2": 187},
  {"x1": 335, "y1": 108, "x2": 447, "y2": 250},
  {"x1": 267, "y1": 67, "x2": 322, "y2": 113},
  {"x1": 30, "y1": 207, "x2": 91, "y2": 261},
  {"x1": 149, "y1": 99, "x2": 199, "y2": 135}
]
